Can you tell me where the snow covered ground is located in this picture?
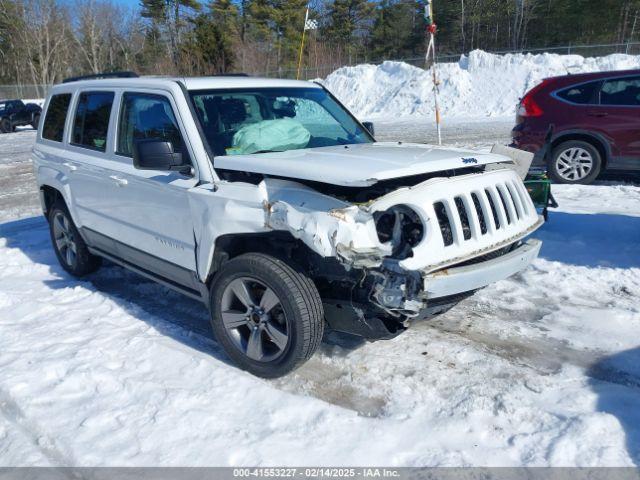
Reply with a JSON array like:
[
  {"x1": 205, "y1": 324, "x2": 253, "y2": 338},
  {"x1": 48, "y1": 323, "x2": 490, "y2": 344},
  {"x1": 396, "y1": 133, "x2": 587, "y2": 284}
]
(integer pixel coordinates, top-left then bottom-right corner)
[{"x1": 1, "y1": 119, "x2": 640, "y2": 466}]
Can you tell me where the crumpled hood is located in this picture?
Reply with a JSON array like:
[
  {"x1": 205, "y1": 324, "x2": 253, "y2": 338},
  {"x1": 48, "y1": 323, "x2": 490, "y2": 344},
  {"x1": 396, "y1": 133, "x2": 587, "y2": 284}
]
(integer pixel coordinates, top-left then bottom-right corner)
[{"x1": 214, "y1": 142, "x2": 512, "y2": 187}]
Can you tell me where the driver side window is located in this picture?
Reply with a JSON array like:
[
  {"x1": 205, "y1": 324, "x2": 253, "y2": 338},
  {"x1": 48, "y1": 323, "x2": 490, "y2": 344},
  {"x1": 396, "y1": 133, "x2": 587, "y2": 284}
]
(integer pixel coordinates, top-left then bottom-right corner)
[{"x1": 117, "y1": 92, "x2": 186, "y2": 160}]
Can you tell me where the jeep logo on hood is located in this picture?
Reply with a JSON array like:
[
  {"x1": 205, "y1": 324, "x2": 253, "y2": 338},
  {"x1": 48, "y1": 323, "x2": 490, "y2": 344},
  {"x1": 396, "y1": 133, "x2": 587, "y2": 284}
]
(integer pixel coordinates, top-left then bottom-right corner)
[{"x1": 462, "y1": 157, "x2": 478, "y2": 164}]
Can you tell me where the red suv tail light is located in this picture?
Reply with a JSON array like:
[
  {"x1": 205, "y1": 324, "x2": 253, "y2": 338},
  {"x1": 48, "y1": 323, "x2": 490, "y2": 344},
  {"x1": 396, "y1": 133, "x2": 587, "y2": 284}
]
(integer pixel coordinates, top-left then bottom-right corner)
[
  {"x1": 518, "y1": 95, "x2": 544, "y2": 117},
  {"x1": 517, "y1": 79, "x2": 551, "y2": 117}
]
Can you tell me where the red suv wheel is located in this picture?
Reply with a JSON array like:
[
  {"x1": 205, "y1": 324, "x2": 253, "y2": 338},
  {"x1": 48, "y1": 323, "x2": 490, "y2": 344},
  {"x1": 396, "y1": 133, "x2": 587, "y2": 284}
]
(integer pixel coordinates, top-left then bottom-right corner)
[{"x1": 549, "y1": 140, "x2": 602, "y2": 184}]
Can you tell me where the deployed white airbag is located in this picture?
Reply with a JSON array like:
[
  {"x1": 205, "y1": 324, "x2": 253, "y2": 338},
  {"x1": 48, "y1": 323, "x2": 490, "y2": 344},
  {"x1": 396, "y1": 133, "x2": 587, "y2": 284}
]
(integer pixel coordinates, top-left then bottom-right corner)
[{"x1": 229, "y1": 119, "x2": 310, "y2": 155}]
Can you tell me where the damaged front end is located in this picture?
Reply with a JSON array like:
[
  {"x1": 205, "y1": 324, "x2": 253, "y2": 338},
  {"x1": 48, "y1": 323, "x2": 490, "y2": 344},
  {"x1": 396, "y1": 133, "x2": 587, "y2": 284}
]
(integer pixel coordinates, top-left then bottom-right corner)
[{"x1": 262, "y1": 164, "x2": 543, "y2": 339}]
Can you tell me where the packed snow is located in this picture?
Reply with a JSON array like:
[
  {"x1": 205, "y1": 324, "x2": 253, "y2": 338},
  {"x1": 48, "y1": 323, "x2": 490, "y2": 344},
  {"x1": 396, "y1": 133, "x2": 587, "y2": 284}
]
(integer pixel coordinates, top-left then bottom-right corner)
[
  {"x1": 323, "y1": 50, "x2": 640, "y2": 119},
  {"x1": 0, "y1": 124, "x2": 639, "y2": 466}
]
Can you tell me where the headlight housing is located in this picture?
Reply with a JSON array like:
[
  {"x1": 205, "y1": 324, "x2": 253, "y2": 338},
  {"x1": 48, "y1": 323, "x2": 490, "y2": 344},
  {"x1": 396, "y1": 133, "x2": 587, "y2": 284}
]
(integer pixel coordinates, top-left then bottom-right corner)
[{"x1": 373, "y1": 205, "x2": 424, "y2": 259}]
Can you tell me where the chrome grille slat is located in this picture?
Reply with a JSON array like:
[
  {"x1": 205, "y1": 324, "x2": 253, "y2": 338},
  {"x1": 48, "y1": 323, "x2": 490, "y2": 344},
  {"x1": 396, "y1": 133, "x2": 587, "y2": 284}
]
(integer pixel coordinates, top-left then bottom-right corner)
[
  {"x1": 487, "y1": 186, "x2": 508, "y2": 229},
  {"x1": 443, "y1": 198, "x2": 465, "y2": 245},
  {"x1": 497, "y1": 183, "x2": 518, "y2": 223},
  {"x1": 506, "y1": 181, "x2": 525, "y2": 219},
  {"x1": 476, "y1": 189, "x2": 497, "y2": 234},
  {"x1": 462, "y1": 193, "x2": 482, "y2": 238},
  {"x1": 514, "y1": 181, "x2": 532, "y2": 215}
]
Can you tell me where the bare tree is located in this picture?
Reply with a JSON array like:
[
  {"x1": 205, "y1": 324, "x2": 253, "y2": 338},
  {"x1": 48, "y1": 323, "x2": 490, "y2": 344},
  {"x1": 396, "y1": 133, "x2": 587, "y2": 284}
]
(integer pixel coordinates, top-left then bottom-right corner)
[{"x1": 1, "y1": 0, "x2": 73, "y2": 95}]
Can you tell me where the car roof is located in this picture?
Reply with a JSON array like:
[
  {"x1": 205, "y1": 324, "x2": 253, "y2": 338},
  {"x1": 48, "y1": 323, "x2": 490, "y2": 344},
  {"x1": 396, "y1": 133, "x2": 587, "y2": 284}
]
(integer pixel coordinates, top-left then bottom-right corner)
[
  {"x1": 546, "y1": 68, "x2": 640, "y2": 83},
  {"x1": 51, "y1": 75, "x2": 322, "y2": 92}
]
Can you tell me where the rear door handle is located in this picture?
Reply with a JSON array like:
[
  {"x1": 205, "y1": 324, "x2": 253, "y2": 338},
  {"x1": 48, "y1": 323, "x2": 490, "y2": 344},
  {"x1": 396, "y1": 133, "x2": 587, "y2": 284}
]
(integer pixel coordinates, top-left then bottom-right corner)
[
  {"x1": 587, "y1": 111, "x2": 609, "y2": 117},
  {"x1": 62, "y1": 162, "x2": 78, "y2": 171},
  {"x1": 109, "y1": 175, "x2": 128, "y2": 187}
]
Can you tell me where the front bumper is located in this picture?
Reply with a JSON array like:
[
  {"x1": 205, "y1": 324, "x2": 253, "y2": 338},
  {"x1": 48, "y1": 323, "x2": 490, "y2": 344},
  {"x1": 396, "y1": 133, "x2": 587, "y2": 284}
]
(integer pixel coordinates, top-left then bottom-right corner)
[{"x1": 422, "y1": 239, "x2": 542, "y2": 299}]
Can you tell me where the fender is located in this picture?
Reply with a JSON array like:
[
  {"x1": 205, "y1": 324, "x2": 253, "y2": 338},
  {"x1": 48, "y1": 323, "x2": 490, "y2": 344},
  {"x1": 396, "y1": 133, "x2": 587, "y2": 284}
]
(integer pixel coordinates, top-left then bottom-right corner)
[{"x1": 33, "y1": 160, "x2": 81, "y2": 230}]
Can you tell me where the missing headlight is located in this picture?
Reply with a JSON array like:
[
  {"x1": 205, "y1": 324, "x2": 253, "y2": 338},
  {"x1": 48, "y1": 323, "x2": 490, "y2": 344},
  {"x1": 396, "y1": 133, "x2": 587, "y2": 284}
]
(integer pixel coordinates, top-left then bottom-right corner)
[{"x1": 373, "y1": 205, "x2": 424, "y2": 259}]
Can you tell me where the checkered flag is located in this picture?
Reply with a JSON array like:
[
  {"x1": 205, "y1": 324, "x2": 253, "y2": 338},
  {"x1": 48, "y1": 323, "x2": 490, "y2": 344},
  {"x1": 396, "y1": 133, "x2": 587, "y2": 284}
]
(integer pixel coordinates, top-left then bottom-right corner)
[{"x1": 304, "y1": 8, "x2": 317, "y2": 30}]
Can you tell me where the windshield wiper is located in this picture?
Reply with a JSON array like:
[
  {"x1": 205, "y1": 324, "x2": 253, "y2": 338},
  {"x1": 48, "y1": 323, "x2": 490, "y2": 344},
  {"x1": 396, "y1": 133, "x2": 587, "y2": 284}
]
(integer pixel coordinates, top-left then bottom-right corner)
[{"x1": 252, "y1": 149, "x2": 284, "y2": 154}]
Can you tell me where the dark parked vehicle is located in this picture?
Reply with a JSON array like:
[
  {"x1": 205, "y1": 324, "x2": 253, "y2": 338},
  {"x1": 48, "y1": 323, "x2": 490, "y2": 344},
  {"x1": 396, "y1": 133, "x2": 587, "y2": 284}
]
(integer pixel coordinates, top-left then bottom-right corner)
[
  {"x1": 511, "y1": 69, "x2": 640, "y2": 184},
  {"x1": 0, "y1": 99, "x2": 42, "y2": 133}
]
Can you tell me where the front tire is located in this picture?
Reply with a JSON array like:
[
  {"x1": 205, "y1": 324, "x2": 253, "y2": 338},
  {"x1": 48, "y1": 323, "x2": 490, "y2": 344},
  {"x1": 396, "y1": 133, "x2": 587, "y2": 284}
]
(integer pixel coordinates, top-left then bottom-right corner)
[
  {"x1": 0, "y1": 118, "x2": 10, "y2": 133},
  {"x1": 209, "y1": 253, "x2": 324, "y2": 378},
  {"x1": 549, "y1": 140, "x2": 602, "y2": 184},
  {"x1": 31, "y1": 113, "x2": 40, "y2": 130},
  {"x1": 48, "y1": 201, "x2": 101, "y2": 276}
]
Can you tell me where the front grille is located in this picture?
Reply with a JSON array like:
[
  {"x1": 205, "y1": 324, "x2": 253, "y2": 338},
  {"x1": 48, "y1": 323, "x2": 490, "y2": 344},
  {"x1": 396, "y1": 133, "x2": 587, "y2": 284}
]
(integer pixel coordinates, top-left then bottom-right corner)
[
  {"x1": 432, "y1": 177, "x2": 535, "y2": 248},
  {"x1": 373, "y1": 168, "x2": 541, "y2": 272}
]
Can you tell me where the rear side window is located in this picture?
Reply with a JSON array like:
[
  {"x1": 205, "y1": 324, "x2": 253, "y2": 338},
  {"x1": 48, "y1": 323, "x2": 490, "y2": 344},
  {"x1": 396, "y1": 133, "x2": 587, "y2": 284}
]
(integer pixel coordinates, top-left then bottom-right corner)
[
  {"x1": 117, "y1": 92, "x2": 184, "y2": 158},
  {"x1": 600, "y1": 77, "x2": 640, "y2": 106},
  {"x1": 72, "y1": 91, "x2": 114, "y2": 151},
  {"x1": 556, "y1": 81, "x2": 599, "y2": 104},
  {"x1": 43, "y1": 94, "x2": 72, "y2": 142}
]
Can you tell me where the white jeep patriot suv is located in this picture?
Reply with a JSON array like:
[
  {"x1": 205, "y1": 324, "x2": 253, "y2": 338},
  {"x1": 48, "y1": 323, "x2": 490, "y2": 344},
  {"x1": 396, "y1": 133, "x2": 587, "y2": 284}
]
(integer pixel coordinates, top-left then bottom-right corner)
[{"x1": 34, "y1": 72, "x2": 543, "y2": 377}]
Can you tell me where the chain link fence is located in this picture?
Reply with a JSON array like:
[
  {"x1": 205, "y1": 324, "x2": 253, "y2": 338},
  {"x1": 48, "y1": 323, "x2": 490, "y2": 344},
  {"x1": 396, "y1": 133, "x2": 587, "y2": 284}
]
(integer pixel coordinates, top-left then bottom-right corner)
[
  {"x1": 0, "y1": 84, "x2": 48, "y2": 101},
  {"x1": 2, "y1": 41, "x2": 639, "y2": 98}
]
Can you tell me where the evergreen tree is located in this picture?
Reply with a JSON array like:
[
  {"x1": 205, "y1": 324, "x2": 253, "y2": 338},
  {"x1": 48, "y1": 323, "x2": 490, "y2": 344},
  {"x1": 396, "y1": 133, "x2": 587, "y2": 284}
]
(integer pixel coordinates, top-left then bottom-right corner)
[
  {"x1": 189, "y1": 12, "x2": 235, "y2": 73},
  {"x1": 370, "y1": 0, "x2": 425, "y2": 59},
  {"x1": 323, "y1": 0, "x2": 375, "y2": 60}
]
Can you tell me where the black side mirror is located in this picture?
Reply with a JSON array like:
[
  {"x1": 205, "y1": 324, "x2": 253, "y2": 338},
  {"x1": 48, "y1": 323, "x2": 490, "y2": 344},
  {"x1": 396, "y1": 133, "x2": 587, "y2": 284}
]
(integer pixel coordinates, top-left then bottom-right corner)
[
  {"x1": 133, "y1": 139, "x2": 191, "y2": 175},
  {"x1": 362, "y1": 121, "x2": 375, "y2": 136}
]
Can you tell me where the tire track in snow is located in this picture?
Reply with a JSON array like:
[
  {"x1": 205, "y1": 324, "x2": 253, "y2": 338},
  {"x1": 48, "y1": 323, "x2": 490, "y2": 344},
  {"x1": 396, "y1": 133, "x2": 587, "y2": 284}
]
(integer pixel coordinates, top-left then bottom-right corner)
[
  {"x1": 0, "y1": 386, "x2": 76, "y2": 467},
  {"x1": 425, "y1": 317, "x2": 640, "y2": 390}
]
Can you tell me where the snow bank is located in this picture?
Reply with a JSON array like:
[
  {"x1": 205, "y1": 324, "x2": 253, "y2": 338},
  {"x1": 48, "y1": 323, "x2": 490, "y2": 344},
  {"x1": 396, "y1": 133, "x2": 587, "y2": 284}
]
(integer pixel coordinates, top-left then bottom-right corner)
[{"x1": 323, "y1": 50, "x2": 640, "y2": 119}]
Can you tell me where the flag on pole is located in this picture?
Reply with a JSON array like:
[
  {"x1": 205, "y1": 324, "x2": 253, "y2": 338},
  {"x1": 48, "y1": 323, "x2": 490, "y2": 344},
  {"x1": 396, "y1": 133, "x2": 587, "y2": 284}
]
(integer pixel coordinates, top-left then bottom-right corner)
[
  {"x1": 304, "y1": 8, "x2": 317, "y2": 30},
  {"x1": 297, "y1": 6, "x2": 315, "y2": 79}
]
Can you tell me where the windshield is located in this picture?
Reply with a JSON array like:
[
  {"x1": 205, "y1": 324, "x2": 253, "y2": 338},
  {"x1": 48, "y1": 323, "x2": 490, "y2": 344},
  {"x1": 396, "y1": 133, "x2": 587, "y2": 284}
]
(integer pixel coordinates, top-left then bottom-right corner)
[{"x1": 189, "y1": 87, "x2": 373, "y2": 156}]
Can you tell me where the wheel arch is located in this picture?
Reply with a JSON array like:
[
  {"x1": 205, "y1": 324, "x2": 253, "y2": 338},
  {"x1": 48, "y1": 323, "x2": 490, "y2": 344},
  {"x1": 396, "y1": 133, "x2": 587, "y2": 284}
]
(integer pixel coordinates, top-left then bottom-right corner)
[
  {"x1": 551, "y1": 130, "x2": 610, "y2": 169},
  {"x1": 38, "y1": 181, "x2": 82, "y2": 235},
  {"x1": 206, "y1": 231, "x2": 310, "y2": 285},
  {"x1": 40, "y1": 184, "x2": 64, "y2": 218}
]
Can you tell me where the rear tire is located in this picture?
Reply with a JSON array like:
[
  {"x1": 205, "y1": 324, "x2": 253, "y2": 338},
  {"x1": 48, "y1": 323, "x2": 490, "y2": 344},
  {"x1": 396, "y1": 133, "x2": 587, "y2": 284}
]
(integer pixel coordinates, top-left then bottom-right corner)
[
  {"x1": 31, "y1": 113, "x2": 40, "y2": 130},
  {"x1": 549, "y1": 140, "x2": 602, "y2": 185},
  {"x1": 0, "y1": 118, "x2": 10, "y2": 133},
  {"x1": 48, "y1": 200, "x2": 101, "y2": 277},
  {"x1": 209, "y1": 253, "x2": 324, "y2": 378}
]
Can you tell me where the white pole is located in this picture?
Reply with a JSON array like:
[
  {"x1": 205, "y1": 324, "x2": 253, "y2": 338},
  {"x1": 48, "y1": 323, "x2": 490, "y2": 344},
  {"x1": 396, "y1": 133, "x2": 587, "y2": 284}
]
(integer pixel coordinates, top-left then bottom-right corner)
[
  {"x1": 425, "y1": 1, "x2": 442, "y2": 145},
  {"x1": 430, "y1": 34, "x2": 442, "y2": 146}
]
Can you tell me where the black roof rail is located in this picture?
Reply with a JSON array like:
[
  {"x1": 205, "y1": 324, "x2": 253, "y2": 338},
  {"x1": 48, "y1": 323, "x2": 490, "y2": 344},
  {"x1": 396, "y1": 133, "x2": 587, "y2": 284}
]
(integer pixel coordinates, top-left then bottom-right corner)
[
  {"x1": 211, "y1": 73, "x2": 250, "y2": 77},
  {"x1": 63, "y1": 71, "x2": 139, "y2": 84}
]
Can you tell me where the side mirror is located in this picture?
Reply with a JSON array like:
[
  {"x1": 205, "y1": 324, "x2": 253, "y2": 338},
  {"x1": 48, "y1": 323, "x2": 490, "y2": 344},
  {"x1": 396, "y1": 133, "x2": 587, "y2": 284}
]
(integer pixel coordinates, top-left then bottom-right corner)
[
  {"x1": 362, "y1": 121, "x2": 375, "y2": 136},
  {"x1": 133, "y1": 139, "x2": 191, "y2": 175}
]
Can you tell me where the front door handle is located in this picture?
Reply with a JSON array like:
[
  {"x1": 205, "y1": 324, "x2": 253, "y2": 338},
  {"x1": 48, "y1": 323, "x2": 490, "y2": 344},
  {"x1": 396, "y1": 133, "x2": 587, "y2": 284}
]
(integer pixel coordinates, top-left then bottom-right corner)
[
  {"x1": 62, "y1": 162, "x2": 78, "y2": 171},
  {"x1": 587, "y1": 111, "x2": 609, "y2": 117},
  {"x1": 109, "y1": 175, "x2": 128, "y2": 187}
]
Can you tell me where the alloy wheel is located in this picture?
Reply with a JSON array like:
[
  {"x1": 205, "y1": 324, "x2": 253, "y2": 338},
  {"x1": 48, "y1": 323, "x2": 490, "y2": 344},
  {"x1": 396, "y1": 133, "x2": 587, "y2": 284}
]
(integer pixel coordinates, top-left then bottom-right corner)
[
  {"x1": 555, "y1": 147, "x2": 594, "y2": 181},
  {"x1": 52, "y1": 212, "x2": 77, "y2": 268},
  {"x1": 220, "y1": 276, "x2": 290, "y2": 362}
]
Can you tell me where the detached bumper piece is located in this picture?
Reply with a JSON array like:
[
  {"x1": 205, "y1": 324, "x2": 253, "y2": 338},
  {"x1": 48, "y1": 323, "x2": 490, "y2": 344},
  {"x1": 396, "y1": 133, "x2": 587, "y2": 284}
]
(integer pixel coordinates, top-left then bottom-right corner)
[{"x1": 422, "y1": 239, "x2": 542, "y2": 299}]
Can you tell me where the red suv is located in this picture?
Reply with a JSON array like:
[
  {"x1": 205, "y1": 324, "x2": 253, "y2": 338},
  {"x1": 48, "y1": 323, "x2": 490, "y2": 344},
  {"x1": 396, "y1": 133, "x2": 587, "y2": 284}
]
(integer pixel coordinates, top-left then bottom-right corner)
[{"x1": 511, "y1": 69, "x2": 640, "y2": 184}]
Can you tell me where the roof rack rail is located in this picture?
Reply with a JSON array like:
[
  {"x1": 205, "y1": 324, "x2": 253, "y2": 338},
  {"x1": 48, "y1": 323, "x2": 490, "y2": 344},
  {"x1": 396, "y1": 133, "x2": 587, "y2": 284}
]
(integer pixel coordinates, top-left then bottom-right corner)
[
  {"x1": 211, "y1": 73, "x2": 250, "y2": 77},
  {"x1": 63, "y1": 71, "x2": 139, "y2": 83}
]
